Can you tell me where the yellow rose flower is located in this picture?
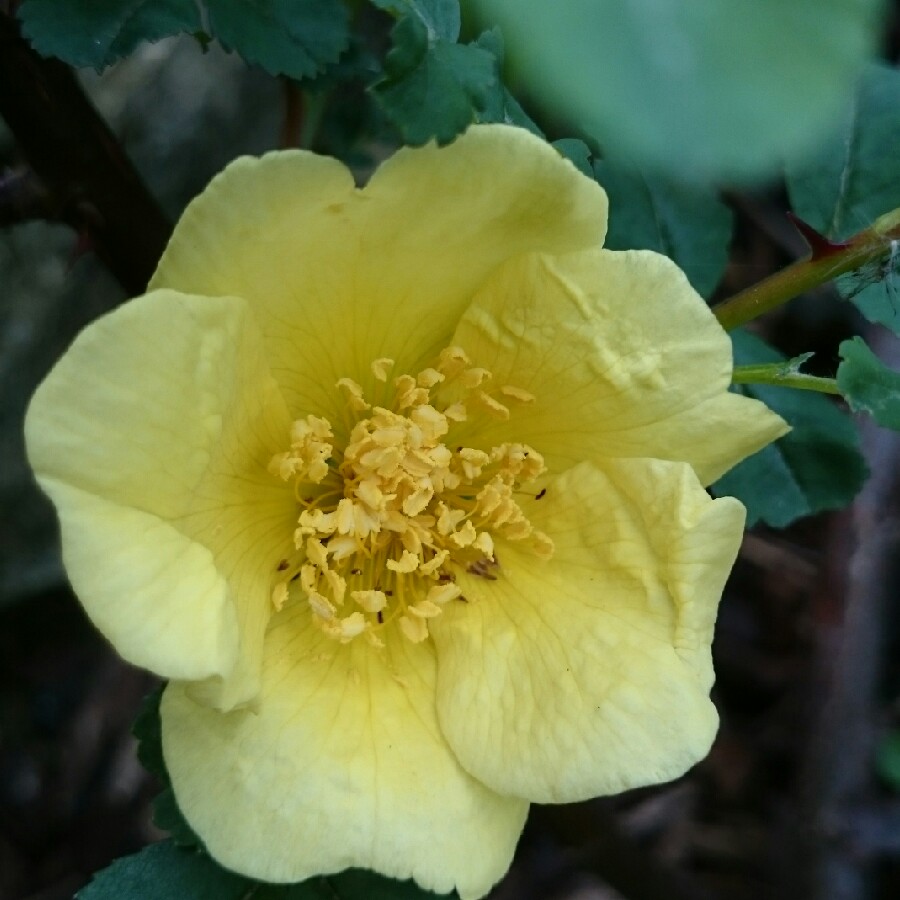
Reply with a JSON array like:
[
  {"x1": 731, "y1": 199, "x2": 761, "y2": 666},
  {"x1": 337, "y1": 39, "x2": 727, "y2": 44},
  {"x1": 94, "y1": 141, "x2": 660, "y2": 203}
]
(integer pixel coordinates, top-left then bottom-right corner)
[{"x1": 25, "y1": 125, "x2": 787, "y2": 898}]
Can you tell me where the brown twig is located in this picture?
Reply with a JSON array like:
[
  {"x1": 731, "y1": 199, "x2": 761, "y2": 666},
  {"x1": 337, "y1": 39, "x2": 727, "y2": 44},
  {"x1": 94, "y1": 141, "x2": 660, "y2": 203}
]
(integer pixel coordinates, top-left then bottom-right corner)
[
  {"x1": 789, "y1": 331, "x2": 900, "y2": 900},
  {"x1": 0, "y1": 10, "x2": 172, "y2": 295},
  {"x1": 280, "y1": 78, "x2": 304, "y2": 148}
]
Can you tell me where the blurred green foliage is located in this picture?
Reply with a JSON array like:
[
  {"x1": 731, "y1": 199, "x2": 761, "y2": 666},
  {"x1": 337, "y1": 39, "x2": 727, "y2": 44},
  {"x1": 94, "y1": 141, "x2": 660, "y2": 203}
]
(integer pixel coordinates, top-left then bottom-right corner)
[{"x1": 472, "y1": 0, "x2": 884, "y2": 182}]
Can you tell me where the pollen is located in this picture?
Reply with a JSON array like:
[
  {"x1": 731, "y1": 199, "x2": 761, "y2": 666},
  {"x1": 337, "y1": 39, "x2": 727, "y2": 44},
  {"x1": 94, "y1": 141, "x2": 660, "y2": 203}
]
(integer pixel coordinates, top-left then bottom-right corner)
[{"x1": 268, "y1": 347, "x2": 554, "y2": 645}]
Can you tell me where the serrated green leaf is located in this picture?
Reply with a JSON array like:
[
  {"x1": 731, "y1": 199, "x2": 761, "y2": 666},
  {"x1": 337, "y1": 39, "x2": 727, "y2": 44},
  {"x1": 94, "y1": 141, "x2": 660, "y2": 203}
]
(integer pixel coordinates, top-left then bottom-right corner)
[
  {"x1": 712, "y1": 330, "x2": 867, "y2": 527},
  {"x1": 18, "y1": 0, "x2": 201, "y2": 69},
  {"x1": 471, "y1": 29, "x2": 542, "y2": 136},
  {"x1": 206, "y1": 0, "x2": 350, "y2": 80},
  {"x1": 369, "y1": 0, "x2": 460, "y2": 42},
  {"x1": 473, "y1": 0, "x2": 882, "y2": 181},
  {"x1": 787, "y1": 63, "x2": 900, "y2": 334},
  {"x1": 373, "y1": 13, "x2": 496, "y2": 145},
  {"x1": 381, "y1": 13, "x2": 429, "y2": 76},
  {"x1": 78, "y1": 841, "x2": 452, "y2": 900},
  {"x1": 476, "y1": 78, "x2": 541, "y2": 135},
  {"x1": 837, "y1": 337, "x2": 900, "y2": 430},
  {"x1": 592, "y1": 160, "x2": 733, "y2": 299}
]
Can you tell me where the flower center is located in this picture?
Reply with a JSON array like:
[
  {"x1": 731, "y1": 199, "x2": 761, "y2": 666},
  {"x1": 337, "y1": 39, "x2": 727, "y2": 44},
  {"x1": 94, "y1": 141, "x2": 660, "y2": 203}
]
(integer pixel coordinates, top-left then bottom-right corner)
[{"x1": 268, "y1": 346, "x2": 553, "y2": 646}]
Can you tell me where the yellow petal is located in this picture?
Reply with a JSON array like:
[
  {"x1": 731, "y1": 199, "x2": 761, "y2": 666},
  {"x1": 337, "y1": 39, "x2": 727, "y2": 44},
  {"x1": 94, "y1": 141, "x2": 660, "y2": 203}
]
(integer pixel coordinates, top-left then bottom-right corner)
[
  {"x1": 161, "y1": 602, "x2": 528, "y2": 899},
  {"x1": 149, "y1": 126, "x2": 608, "y2": 425},
  {"x1": 25, "y1": 290, "x2": 295, "y2": 708},
  {"x1": 432, "y1": 459, "x2": 745, "y2": 802},
  {"x1": 452, "y1": 250, "x2": 788, "y2": 484}
]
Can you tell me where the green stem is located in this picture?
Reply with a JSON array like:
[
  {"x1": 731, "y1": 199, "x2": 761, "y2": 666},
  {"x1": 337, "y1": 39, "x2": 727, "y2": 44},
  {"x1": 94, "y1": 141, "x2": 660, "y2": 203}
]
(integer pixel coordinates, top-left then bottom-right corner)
[
  {"x1": 713, "y1": 208, "x2": 900, "y2": 331},
  {"x1": 732, "y1": 364, "x2": 841, "y2": 395},
  {"x1": 299, "y1": 89, "x2": 328, "y2": 151}
]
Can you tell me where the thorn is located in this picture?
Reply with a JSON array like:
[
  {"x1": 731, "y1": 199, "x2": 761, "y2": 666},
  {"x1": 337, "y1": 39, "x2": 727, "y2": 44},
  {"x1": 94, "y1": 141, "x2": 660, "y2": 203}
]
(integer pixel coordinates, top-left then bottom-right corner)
[{"x1": 787, "y1": 212, "x2": 850, "y2": 260}]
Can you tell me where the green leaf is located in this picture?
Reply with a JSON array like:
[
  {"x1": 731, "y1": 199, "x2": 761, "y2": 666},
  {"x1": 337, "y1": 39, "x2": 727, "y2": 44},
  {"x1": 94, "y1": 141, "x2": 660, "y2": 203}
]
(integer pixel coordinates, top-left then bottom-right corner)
[
  {"x1": 76, "y1": 842, "x2": 249, "y2": 900},
  {"x1": 132, "y1": 686, "x2": 167, "y2": 780},
  {"x1": 18, "y1": 0, "x2": 201, "y2": 69},
  {"x1": 319, "y1": 870, "x2": 454, "y2": 899},
  {"x1": 472, "y1": 0, "x2": 883, "y2": 181},
  {"x1": 592, "y1": 160, "x2": 733, "y2": 299},
  {"x1": 132, "y1": 688, "x2": 202, "y2": 848},
  {"x1": 787, "y1": 64, "x2": 900, "y2": 333},
  {"x1": 712, "y1": 330, "x2": 867, "y2": 527},
  {"x1": 373, "y1": 12, "x2": 496, "y2": 145},
  {"x1": 875, "y1": 730, "x2": 900, "y2": 792},
  {"x1": 471, "y1": 29, "x2": 542, "y2": 136},
  {"x1": 152, "y1": 787, "x2": 203, "y2": 848},
  {"x1": 205, "y1": 0, "x2": 350, "y2": 80},
  {"x1": 552, "y1": 139, "x2": 591, "y2": 176},
  {"x1": 78, "y1": 841, "x2": 453, "y2": 899},
  {"x1": 369, "y1": 0, "x2": 461, "y2": 42},
  {"x1": 837, "y1": 337, "x2": 900, "y2": 430}
]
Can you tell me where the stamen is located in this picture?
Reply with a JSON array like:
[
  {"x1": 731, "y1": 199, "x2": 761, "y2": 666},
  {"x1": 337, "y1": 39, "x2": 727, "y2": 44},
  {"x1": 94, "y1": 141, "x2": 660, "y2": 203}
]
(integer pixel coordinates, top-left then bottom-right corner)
[
  {"x1": 444, "y1": 402, "x2": 467, "y2": 422},
  {"x1": 416, "y1": 367, "x2": 444, "y2": 388},
  {"x1": 500, "y1": 385, "x2": 535, "y2": 403},
  {"x1": 460, "y1": 367, "x2": 491, "y2": 389},
  {"x1": 337, "y1": 377, "x2": 370, "y2": 412},
  {"x1": 387, "y1": 550, "x2": 419, "y2": 573},
  {"x1": 437, "y1": 346, "x2": 470, "y2": 375},
  {"x1": 269, "y1": 346, "x2": 553, "y2": 645},
  {"x1": 477, "y1": 391, "x2": 510, "y2": 420},
  {"x1": 371, "y1": 358, "x2": 394, "y2": 381},
  {"x1": 353, "y1": 589, "x2": 387, "y2": 612},
  {"x1": 399, "y1": 614, "x2": 428, "y2": 643},
  {"x1": 271, "y1": 581, "x2": 289, "y2": 611}
]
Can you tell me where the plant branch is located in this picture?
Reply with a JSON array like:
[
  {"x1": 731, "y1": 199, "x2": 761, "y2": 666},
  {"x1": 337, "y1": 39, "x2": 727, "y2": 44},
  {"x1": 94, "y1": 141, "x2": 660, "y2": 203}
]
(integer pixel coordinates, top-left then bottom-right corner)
[
  {"x1": 0, "y1": 10, "x2": 172, "y2": 295},
  {"x1": 732, "y1": 364, "x2": 842, "y2": 395},
  {"x1": 713, "y1": 208, "x2": 900, "y2": 332}
]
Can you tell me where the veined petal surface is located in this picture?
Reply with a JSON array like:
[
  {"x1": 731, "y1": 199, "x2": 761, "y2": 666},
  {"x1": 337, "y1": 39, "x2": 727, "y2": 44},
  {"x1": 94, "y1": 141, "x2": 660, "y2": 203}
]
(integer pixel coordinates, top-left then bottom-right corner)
[
  {"x1": 25, "y1": 291, "x2": 295, "y2": 707},
  {"x1": 432, "y1": 459, "x2": 745, "y2": 802},
  {"x1": 161, "y1": 601, "x2": 528, "y2": 900},
  {"x1": 149, "y1": 125, "x2": 608, "y2": 434},
  {"x1": 452, "y1": 250, "x2": 788, "y2": 484},
  {"x1": 24, "y1": 125, "x2": 791, "y2": 894}
]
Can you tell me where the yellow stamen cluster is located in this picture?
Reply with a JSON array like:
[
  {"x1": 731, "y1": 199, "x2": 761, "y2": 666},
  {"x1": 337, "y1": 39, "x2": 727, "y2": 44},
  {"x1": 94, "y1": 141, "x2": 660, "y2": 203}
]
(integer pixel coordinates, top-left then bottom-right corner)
[{"x1": 269, "y1": 347, "x2": 553, "y2": 645}]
